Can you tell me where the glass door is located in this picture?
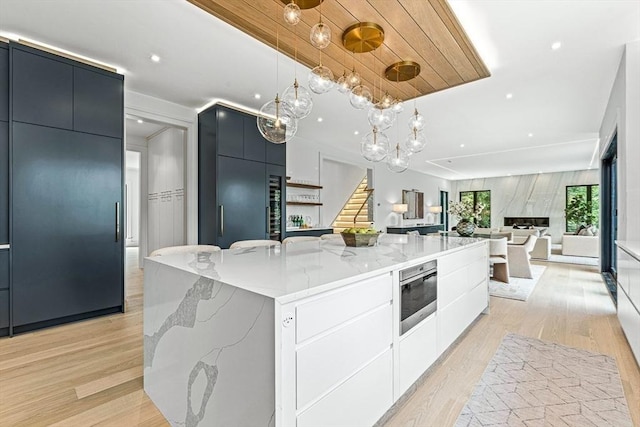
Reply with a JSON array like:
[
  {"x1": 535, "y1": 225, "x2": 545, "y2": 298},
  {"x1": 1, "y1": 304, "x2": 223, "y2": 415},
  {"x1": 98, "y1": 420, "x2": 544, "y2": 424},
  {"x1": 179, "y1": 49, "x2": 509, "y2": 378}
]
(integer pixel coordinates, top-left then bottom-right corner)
[{"x1": 440, "y1": 190, "x2": 449, "y2": 230}]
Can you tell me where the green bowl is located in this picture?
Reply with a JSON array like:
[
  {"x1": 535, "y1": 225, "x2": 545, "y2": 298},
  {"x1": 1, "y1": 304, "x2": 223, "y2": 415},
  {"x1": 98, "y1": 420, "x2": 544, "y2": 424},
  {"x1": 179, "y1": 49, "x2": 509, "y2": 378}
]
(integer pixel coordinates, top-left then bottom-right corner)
[{"x1": 340, "y1": 231, "x2": 381, "y2": 247}]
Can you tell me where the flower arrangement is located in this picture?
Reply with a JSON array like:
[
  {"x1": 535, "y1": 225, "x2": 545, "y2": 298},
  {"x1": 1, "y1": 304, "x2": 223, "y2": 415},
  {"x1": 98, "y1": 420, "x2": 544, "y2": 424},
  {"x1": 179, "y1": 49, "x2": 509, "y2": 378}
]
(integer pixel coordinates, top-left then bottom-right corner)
[{"x1": 448, "y1": 200, "x2": 484, "y2": 221}]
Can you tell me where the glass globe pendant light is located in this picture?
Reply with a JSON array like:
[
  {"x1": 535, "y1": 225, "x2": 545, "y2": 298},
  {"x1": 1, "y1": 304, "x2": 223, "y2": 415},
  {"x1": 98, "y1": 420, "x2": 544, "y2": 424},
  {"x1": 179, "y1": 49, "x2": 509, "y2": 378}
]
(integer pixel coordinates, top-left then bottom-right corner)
[
  {"x1": 349, "y1": 85, "x2": 372, "y2": 110},
  {"x1": 361, "y1": 126, "x2": 389, "y2": 162},
  {"x1": 309, "y1": 1, "x2": 331, "y2": 49},
  {"x1": 378, "y1": 91, "x2": 395, "y2": 109},
  {"x1": 405, "y1": 127, "x2": 427, "y2": 153},
  {"x1": 346, "y1": 67, "x2": 361, "y2": 88},
  {"x1": 336, "y1": 71, "x2": 351, "y2": 94},
  {"x1": 283, "y1": 1, "x2": 301, "y2": 25},
  {"x1": 308, "y1": 62, "x2": 334, "y2": 94},
  {"x1": 257, "y1": 94, "x2": 298, "y2": 144},
  {"x1": 408, "y1": 108, "x2": 426, "y2": 131},
  {"x1": 387, "y1": 142, "x2": 409, "y2": 173},
  {"x1": 283, "y1": 78, "x2": 313, "y2": 119},
  {"x1": 391, "y1": 99, "x2": 404, "y2": 114},
  {"x1": 367, "y1": 105, "x2": 395, "y2": 130}
]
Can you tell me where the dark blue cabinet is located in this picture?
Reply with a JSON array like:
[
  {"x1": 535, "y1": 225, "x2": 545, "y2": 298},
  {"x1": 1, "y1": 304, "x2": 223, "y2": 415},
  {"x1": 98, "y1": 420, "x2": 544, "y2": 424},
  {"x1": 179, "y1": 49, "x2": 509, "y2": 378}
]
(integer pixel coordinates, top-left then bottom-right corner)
[
  {"x1": 0, "y1": 43, "x2": 8, "y2": 122},
  {"x1": 6, "y1": 43, "x2": 124, "y2": 335},
  {"x1": 0, "y1": 121, "x2": 7, "y2": 244},
  {"x1": 198, "y1": 105, "x2": 286, "y2": 248},
  {"x1": 73, "y1": 67, "x2": 123, "y2": 138},
  {"x1": 12, "y1": 49, "x2": 73, "y2": 130},
  {"x1": 11, "y1": 123, "x2": 123, "y2": 328},
  {"x1": 0, "y1": 250, "x2": 8, "y2": 333}
]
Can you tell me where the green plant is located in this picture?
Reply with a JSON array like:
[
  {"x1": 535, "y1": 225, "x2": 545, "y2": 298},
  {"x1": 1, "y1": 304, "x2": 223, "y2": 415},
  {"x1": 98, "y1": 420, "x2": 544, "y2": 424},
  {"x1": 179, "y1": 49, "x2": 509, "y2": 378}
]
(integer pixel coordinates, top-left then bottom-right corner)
[{"x1": 565, "y1": 193, "x2": 597, "y2": 227}]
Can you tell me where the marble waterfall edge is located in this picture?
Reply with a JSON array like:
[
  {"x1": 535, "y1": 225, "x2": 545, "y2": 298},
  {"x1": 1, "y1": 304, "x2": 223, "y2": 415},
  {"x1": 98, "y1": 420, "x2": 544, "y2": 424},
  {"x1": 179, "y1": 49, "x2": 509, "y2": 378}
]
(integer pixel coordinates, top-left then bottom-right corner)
[{"x1": 144, "y1": 259, "x2": 275, "y2": 427}]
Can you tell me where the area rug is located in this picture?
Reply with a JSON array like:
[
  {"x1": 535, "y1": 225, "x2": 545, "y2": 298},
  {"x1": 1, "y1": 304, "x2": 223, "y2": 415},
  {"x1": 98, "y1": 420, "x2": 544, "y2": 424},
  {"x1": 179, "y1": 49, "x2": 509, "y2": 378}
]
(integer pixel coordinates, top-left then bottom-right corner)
[
  {"x1": 489, "y1": 265, "x2": 546, "y2": 301},
  {"x1": 546, "y1": 254, "x2": 599, "y2": 266},
  {"x1": 455, "y1": 334, "x2": 633, "y2": 427}
]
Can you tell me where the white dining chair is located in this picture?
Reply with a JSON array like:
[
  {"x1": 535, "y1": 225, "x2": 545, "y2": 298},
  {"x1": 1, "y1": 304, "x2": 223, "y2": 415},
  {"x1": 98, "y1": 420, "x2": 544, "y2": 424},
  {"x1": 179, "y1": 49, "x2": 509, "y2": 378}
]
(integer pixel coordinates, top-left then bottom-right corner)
[
  {"x1": 282, "y1": 236, "x2": 321, "y2": 245},
  {"x1": 150, "y1": 245, "x2": 221, "y2": 256},
  {"x1": 229, "y1": 240, "x2": 281, "y2": 249}
]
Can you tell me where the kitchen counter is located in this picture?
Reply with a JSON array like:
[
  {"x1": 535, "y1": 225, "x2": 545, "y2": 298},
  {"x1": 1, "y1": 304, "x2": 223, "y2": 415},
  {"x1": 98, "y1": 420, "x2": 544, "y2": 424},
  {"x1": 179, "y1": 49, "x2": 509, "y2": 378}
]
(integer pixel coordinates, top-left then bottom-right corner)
[
  {"x1": 144, "y1": 235, "x2": 488, "y2": 427},
  {"x1": 145, "y1": 234, "x2": 485, "y2": 304}
]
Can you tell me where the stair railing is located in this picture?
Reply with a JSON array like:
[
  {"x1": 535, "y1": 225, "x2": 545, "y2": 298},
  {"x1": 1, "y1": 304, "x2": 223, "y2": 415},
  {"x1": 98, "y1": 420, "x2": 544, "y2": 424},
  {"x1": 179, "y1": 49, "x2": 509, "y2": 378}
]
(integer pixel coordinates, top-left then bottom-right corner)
[{"x1": 353, "y1": 188, "x2": 374, "y2": 225}]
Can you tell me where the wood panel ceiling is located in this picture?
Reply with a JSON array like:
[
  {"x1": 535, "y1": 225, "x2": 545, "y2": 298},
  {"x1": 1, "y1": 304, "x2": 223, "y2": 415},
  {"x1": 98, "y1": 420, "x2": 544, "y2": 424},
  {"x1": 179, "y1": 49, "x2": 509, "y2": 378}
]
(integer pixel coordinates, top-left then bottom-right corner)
[{"x1": 186, "y1": 0, "x2": 491, "y2": 101}]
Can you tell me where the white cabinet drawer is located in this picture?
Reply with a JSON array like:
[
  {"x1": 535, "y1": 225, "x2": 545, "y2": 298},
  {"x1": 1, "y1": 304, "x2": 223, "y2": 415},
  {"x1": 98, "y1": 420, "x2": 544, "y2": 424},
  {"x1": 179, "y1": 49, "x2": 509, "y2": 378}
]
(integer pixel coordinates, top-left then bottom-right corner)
[
  {"x1": 438, "y1": 280, "x2": 488, "y2": 355},
  {"x1": 296, "y1": 304, "x2": 392, "y2": 410},
  {"x1": 398, "y1": 313, "x2": 437, "y2": 395},
  {"x1": 618, "y1": 288, "x2": 640, "y2": 366},
  {"x1": 438, "y1": 268, "x2": 467, "y2": 309},
  {"x1": 297, "y1": 348, "x2": 393, "y2": 427},
  {"x1": 469, "y1": 257, "x2": 488, "y2": 287},
  {"x1": 296, "y1": 273, "x2": 392, "y2": 343},
  {"x1": 439, "y1": 244, "x2": 486, "y2": 277}
]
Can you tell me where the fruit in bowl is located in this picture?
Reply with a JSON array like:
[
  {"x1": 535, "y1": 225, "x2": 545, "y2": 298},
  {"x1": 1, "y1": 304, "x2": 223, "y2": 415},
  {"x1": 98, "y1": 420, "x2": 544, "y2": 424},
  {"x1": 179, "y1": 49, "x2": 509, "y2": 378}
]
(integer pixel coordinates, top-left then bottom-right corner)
[{"x1": 341, "y1": 227, "x2": 381, "y2": 247}]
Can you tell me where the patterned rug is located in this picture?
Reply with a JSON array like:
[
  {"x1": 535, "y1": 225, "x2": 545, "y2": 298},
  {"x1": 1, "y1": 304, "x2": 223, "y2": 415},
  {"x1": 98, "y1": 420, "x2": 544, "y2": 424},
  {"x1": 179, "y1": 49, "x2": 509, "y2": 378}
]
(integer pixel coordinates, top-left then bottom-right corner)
[
  {"x1": 455, "y1": 334, "x2": 633, "y2": 427},
  {"x1": 489, "y1": 265, "x2": 546, "y2": 301}
]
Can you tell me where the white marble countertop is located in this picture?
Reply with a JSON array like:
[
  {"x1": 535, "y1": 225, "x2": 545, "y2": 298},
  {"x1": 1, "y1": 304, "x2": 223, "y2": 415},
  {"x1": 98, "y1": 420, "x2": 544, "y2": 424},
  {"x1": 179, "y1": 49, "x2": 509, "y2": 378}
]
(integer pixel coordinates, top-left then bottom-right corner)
[
  {"x1": 146, "y1": 235, "x2": 486, "y2": 304},
  {"x1": 617, "y1": 240, "x2": 640, "y2": 261}
]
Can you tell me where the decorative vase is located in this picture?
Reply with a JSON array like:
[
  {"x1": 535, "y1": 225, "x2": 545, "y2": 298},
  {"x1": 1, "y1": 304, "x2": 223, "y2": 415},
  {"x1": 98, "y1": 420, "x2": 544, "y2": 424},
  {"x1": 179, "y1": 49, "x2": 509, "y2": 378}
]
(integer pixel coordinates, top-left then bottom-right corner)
[{"x1": 456, "y1": 219, "x2": 476, "y2": 237}]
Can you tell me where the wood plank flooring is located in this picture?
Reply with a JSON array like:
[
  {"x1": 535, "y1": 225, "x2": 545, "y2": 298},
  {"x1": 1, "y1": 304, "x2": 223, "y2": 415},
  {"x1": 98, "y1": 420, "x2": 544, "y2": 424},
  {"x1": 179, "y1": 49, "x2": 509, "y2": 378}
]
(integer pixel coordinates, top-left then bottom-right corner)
[{"x1": 0, "y1": 251, "x2": 638, "y2": 426}]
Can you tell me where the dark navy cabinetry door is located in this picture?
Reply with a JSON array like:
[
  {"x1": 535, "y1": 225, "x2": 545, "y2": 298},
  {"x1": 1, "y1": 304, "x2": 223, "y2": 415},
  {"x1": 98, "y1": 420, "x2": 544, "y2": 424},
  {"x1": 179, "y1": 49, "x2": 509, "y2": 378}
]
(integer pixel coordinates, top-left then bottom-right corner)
[
  {"x1": 0, "y1": 250, "x2": 8, "y2": 332},
  {"x1": 12, "y1": 49, "x2": 73, "y2": 130},
  {"x1": 11, "y1": 123, "x2": 123, "y2": 327},
  {"x1": 0, "y1": 121, "x2": 7, "y2": 244},
  {"x1": 198, "y1": 109, "x2": 218, "y2": 245},
  {"x1": 0, "y1": 43, "x2": 8, "y2": 121},
  {"x1": 243, "y1": 114, "x2": 266, "y2": 162},
  {"x1": 216, "y1": 107, "x2": 244, "y2": 159},
  {"x1": 266, "y1": 139, "x2": 286, "y2": 166},
  {"x1": 73, "y1": 67, "x2": 123, "y2": 138},
  {"x1": 217, "y1": 156, "x2": 267, "y2": 249}
]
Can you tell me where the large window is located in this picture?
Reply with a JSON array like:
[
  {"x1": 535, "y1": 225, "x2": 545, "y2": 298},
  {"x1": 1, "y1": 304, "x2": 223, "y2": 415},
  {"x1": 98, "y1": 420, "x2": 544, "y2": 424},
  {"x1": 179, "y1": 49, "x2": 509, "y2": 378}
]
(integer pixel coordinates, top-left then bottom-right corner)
[
  {"x1": 566, "y1": 185, "x2": 599, "y2": 232},
  {"x1": 460, "y1": 190, "x2": 491, "y2": 227}
]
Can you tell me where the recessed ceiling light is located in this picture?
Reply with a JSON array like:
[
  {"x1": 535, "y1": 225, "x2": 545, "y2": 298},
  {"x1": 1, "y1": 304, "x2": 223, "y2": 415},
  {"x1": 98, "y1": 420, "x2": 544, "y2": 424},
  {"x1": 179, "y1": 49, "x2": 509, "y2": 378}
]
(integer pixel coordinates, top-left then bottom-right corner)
[
  {"x1": 317, "y1": 117, "x2": 323, "y2": 122},
  {"x1": 587, "y1": 167, "x2": 592, "y2": 170},
  {"x1": 150, "y1": 54, "x2": 161, "y2": 63},
  {"x1": 354, "y1": 130, "x2": 359, "y2": 135},
  {"x1": 538, "y1": 171, "x2": 542, "y2": 174},
  {"x1": 506, "y1": 93, "x2": 513, "y2": 99},
  {"x1": 551, "y1": 41, "x2": 562, "y2": 50},
  {"x1": 460, "y1": 144, "x2": 465, "y2": 148},
  {"x1": 528, "y1": 133, "x2": 533, "y2": 137},
  {"x1": 507, "y1": 173, "x2": 512, "y2": 176},
  {"x1": 254, "y1": 93, "x2": 261, "y2": 100},
  {"x1": 137, "y1": 119, "x2": 143, "y2": 124}
]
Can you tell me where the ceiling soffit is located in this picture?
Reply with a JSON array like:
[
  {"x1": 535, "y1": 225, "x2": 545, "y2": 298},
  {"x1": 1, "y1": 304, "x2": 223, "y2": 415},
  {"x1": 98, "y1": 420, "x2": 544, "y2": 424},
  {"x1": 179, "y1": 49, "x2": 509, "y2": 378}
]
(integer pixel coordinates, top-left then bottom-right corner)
[{"x1": 186, "y1": 0, "x2": 491, "y2": 101}]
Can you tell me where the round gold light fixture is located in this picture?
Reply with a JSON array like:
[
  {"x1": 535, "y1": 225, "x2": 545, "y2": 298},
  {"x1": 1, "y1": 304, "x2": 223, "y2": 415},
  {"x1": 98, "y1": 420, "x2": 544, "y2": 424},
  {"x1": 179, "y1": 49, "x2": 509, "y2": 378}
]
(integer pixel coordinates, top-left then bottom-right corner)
[
  {"x1": 342, "y1": 22, "x2": 385, "y2": 53},
  {"x1": 279, "y1": 0, "x2": 323, "y2": 9},
  {"x1": 384, "y1": 61, "x2": 421, "y2": 82}
]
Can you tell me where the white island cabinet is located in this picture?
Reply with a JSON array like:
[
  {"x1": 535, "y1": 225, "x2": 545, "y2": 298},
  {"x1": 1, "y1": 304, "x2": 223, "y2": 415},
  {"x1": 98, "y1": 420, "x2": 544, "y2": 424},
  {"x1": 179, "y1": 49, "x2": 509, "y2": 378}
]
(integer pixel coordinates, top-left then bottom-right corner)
[{"x1": 143, "y1": 235, "x2": 489, "y2": 427}]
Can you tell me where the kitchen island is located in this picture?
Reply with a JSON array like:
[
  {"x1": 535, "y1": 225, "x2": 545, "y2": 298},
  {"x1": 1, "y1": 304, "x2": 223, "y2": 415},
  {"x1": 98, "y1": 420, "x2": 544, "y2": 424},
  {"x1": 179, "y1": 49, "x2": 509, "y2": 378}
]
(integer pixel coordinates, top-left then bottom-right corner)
[{"x1": 144, "y1": 234, "x2": 489, "y2": 427}]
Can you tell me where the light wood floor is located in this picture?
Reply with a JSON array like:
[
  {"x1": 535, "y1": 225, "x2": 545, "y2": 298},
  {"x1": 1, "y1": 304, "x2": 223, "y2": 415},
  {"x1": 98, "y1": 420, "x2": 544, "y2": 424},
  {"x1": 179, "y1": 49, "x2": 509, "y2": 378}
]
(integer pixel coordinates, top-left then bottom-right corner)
[{"x1": 0, "y1": 252, "x2": 638, "y2": 426}]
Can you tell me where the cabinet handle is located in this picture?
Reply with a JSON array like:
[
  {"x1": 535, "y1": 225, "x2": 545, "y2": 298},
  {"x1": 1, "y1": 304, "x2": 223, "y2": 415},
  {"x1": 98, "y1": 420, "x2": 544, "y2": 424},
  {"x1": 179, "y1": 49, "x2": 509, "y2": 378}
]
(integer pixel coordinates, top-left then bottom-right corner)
[
  {"x1": 220, "y1": 205, "x2": 224, "y2": 236},
  {"x1": 115, "y1": 202, "x2": 120, "y2": 242},
  {"x1": 266, "y1": 206, "x2": 271, "y2": 234}
]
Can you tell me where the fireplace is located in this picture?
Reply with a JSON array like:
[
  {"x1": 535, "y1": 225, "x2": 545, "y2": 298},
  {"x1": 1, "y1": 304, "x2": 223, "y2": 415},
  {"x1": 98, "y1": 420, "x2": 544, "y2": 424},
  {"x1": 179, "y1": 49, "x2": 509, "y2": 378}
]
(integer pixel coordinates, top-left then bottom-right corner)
[{"x1": 504, "y1": 217, "x2": 550, "y2": 227}]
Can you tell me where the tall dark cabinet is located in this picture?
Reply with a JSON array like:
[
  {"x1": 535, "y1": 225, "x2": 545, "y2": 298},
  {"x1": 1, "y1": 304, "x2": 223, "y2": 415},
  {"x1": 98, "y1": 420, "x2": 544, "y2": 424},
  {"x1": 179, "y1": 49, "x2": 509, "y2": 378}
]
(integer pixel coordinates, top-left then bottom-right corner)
[
  {"x1": 0, "y1": 43, "x2": 124, "y2": 336},
  {"x1": 199, "y1": 105, "x2": 286, "y2": 249},
  {"x1": 0, "y1": 42, "x2": 9, "y2": 336}
]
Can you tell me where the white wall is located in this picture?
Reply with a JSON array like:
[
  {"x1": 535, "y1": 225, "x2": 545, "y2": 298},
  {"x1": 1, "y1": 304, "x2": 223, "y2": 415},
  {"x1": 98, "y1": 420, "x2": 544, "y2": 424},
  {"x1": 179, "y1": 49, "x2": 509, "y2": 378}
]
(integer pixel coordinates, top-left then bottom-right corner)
[
  {"x1": 125, "y1": 150, "x2": 141, "y2": 247},
  {"x1": 451, "y1": 170, "x2": 599, "y2": 243},
  {"x1": 287, "y1": 136, "x2": 451, "y2": 231},
  {"x1": 600, "y1": 40, "x2": 640, "y2": 243},
  {"x1": 147, "y1": 127, "x2": 186, "y2": 254}
]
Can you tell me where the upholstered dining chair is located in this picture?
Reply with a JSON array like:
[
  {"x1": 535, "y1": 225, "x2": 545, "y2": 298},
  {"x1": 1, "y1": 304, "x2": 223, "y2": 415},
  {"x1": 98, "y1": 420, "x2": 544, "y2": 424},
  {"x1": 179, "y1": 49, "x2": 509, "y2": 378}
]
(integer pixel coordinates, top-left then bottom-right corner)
[
  {"x1": 489, "y1": 237, "x2": 509, "y2": 283},
  {"x1": 150, "y1": 245, "x2": 221, "y2": 256},
  {"x1": 282, "y1": 236, "x2": 321, "y2": 245},
  {"x1": 229, "y1": 240, "x2": 281, "y2": 249},
  {"x1": 507, "y1": 235, "x2": 538, "y2": 279}
]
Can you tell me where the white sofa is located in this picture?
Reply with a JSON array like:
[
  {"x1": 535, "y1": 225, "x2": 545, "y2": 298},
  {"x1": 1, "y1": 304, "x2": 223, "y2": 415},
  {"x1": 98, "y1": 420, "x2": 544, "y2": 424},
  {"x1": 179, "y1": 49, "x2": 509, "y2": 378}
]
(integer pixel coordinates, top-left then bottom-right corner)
[{"x1": 562, "y1": 234, "x2": 599, "y2": 257}]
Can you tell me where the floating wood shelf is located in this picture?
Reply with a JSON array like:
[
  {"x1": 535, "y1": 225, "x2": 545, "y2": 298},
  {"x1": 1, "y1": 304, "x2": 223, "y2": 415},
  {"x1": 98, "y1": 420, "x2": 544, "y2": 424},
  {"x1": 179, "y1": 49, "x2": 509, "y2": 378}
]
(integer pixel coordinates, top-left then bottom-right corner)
[
  {"x1": 287, "y1": 202, "x2": 323, "y2": 206},
  {"x1": 286, "y1": 183, "x2": 323, "y2": 190}
]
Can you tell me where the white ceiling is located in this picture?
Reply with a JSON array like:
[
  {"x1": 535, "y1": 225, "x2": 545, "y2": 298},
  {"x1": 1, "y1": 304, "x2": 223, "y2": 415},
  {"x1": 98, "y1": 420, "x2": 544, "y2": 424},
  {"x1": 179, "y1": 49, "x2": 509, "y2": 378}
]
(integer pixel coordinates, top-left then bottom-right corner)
[
  {"x1": 125, "y1": 117, "x2": 167, "y2": 140},
  {"x1": 1, "y1": 0, "x2": 638, "y2": 180}
]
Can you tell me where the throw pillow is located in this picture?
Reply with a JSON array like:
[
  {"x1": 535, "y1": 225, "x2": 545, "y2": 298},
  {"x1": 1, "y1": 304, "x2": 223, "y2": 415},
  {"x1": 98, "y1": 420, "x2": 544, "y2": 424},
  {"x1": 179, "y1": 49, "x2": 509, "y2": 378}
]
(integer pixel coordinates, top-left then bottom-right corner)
[
  {"x1": 584, "y1": 227, "x2": 594, "y2": 236},
  {"x1": 592, "y1": 227, "x2": 599, "y2": 236},
  {"x1": 575, "y1": 224, "x2": 586, "y2": 235},
  {"x1": 536, "y1": 227, "x2": 548, "y2": 236},
  {"x1": 578, "y1": 228, "x2": 589, "y2": 236}
]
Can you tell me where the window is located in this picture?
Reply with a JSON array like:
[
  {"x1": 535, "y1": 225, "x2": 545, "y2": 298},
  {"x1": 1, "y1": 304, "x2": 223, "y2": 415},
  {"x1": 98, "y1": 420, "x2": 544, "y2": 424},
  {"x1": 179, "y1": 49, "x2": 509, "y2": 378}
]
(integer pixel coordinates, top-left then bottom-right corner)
[
  {"x1": 566, "y1": 185, "x2": 599, "y2": 232},
  {"x1": 459, "y1": 190, "x2": 491, "y2": 227}
]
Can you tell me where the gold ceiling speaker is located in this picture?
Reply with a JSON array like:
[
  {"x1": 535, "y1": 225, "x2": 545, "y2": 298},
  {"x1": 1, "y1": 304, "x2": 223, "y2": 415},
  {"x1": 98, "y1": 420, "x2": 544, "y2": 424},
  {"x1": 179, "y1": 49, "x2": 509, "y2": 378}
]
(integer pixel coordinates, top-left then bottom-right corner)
[
  {"x1": 384, "y1": 61, "x2": 421, "y2": 82},
  {"x1": 279, "y1": 0, "x2": 323, "y2": 9},
  {"x1": 342, "y1": 22, "x2": 385, "y2": 53}
]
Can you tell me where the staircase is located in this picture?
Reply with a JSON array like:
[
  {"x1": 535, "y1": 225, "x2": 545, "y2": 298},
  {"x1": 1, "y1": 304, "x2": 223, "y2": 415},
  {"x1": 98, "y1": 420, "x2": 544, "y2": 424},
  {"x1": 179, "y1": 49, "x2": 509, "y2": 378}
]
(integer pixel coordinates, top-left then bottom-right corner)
[{"x1": 331, "y1": 177, "x2": 373, "y2": 233}]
